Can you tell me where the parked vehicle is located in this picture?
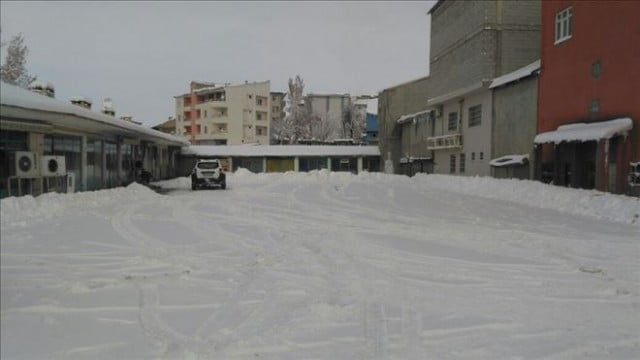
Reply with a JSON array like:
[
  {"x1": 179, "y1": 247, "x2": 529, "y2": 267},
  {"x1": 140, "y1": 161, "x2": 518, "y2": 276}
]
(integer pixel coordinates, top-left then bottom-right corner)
[{"x1": 191, "y1": 159, "x2": 226, "y2": 190}]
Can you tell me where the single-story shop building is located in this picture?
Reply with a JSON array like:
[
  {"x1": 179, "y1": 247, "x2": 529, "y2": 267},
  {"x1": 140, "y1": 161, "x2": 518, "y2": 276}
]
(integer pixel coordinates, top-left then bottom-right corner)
[
  {"x1": 178, "y1": 145, "x2": 381, "y2": 176},
  {"x1": 0, "y1": 82, "x2": 188, "y2": 198}
]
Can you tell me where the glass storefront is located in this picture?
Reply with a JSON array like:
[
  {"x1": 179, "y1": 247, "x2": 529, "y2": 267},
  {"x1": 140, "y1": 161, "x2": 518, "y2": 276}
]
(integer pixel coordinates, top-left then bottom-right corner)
[
  {"x1": 121, "y1": 144, "x2": 134, "y2": 184},
  {"x1": 0, "y1": 130, "x2": 29, "y2": 198},
  {"x1": 299, "y1": 157, "x2": 328, "y2": 172},
  {"x1": 105, "y1": 142, "x2": 118, "y2": 188},
  {"x1": 86, "y1": 139, "x2": 103, "y2": 191}
]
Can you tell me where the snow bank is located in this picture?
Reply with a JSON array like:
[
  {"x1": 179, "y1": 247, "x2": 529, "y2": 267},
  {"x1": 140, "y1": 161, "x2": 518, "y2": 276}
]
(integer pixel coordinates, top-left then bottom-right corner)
[
  {"x1": 0, "y1": 183, "x2": 159, "y2": 228},
  {"x1": 413, "y1": 174, "x2": 640, "y2": 225}
]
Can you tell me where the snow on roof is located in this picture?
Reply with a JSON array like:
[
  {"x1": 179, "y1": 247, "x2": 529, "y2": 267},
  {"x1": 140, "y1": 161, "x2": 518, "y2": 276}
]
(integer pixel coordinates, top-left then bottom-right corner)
[
  {"x1": 193, "y1": 86, "x2": 224, "y2": 94},
  {"x1": 490, "y1": 154, "x2": 529, "y2": 167},
  {"x1": 0, "y1": 82, "x2": 188, "y2": 145},
  {"x1": 490, "y1": 60, "x2": 541, "y2": 89},
  {"x1": 29, "y1": 80, "x2": 55, "y2": 91},
  {"x1": 182, "y1": 145, "x2": 380, "y2": 157},
  {"x1": 534, "y1": 118, "x2": 633, "y2": 144},
  {"x1": 397, "y1": 109, "x2": 431, "y2": 124}
]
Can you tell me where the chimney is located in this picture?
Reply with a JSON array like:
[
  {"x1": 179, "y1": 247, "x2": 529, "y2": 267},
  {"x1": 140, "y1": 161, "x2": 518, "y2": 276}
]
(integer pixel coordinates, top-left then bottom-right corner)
[
  {"x1": 102, "y1": 98, "x2": 115, "y2": 116},
  {"x1": 28, "y1": 80, "x2": 55, "y2": 98},
  {"x1": 70, "y1": 96, "x2": 93, "y2": 109}
]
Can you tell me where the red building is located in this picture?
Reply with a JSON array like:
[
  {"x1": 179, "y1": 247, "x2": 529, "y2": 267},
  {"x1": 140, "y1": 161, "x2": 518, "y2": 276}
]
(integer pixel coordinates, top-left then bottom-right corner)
[{"x1": 535, "y1": 0, "x2": 640, "y2": 196}]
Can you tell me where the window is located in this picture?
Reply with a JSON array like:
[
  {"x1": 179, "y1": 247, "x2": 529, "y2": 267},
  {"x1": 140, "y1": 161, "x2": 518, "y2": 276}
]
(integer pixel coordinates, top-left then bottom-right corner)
[
  {"x1": 589, "y1": 99, "x2": 600, "y2": 117},
  {"x1": 468, "y1": 105, "x2": 482, "y2": 127},
  {"x1": 480, "y1": 152, "x2": 484, "y2": 160},
  {"x1": 204, "y1": 110, "x2": 207, "y2": 118},
  {"x1": 448, "y1": 112, "x2": 458, "y2": 131},
  {"x1": 460, "y1": 153, "x2": 465, "y2": 173},
  {"x1": 592, "y1": 61, "x2": 602, "y2": 79},
  {"x1": 472, "y1": 152, "x2": 475, "y2": 161},
  {"x1": 256, "y1": 112, "x2": 263, "y2": 121},
  {"x1": 204, "y1": 126, "x2": 208, "y2": 134},
  {"x1": 450, "y1": 154, "x2": 456, "y2": 174},
  {"x1": 555, "y1": 7, "x2": 572, "y2": 44}
]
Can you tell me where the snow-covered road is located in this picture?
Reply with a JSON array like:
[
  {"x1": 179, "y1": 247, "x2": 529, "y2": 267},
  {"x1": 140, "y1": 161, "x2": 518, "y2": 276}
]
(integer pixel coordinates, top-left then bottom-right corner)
[{"x1": 1, "y1": 171, "x2": 639, "y2": 359}]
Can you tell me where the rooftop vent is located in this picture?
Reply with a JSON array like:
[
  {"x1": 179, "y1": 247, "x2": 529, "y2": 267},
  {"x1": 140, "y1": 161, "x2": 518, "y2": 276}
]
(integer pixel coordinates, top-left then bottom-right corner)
[{"x1": 102, "y1": 98, "x2": 115, "y2": 116}]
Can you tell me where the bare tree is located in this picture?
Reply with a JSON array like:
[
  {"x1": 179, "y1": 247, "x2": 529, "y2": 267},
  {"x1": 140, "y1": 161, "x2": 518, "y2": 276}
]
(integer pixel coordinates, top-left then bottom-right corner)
[{"x1": 0, "y1": 32, "x2": 36, "y2": 88}]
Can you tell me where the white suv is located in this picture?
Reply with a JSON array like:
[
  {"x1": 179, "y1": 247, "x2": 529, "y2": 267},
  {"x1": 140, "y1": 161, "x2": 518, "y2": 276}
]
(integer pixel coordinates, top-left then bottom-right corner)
[{"x1": 191, "y1": 159, "x2": 226, "y2": 190}]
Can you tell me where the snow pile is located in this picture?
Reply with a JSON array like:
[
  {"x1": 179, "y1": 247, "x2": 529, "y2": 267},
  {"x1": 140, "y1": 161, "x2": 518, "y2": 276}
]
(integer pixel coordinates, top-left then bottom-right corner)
[
  {"x1": 151, "y1": 176, "x2": 192, "y2": 189},
  {"x1": 0, "y1": 183, "x2": 158, "y2": 228},
  {"x1": 413, "y1": 174, "x2": 640, "y2": 225}
]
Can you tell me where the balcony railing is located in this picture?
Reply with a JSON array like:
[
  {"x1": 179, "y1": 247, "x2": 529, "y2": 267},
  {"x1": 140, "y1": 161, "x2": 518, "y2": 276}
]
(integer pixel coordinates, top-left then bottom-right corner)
[{"x1": 426, "y1": 133, "x2": 462, "y2": 150}]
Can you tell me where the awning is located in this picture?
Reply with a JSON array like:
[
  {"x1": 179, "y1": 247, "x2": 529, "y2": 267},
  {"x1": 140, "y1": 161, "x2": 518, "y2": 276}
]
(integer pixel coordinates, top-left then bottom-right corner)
[
  {"x1": 534, "y1": 118, "x2": 633, "y2": 144},
  {"x1": 490, "y1": 154, "x2": 529, "y2": 167}
]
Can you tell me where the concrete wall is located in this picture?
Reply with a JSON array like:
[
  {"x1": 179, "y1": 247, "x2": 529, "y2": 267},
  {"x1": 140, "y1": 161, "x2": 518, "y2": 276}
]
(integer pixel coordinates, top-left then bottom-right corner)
[
  {"x1": 461, "y1": 90, "x2": 492, "y2": 176},
  {"x1": 399, "y1": 115, "x2": 431, "y2": 161},
  {"x1": 378, "y1": 77, "x2": 430, "y2": 173},
  {"x1": 305, "y1": 94, "x2": 351, "y2": 140},
  {"x1": 492, "y1": 75, "x2": 538, "y2": 178},
  {"x1": 428, "y1": 0, "x2": 540, "y2": 99}
]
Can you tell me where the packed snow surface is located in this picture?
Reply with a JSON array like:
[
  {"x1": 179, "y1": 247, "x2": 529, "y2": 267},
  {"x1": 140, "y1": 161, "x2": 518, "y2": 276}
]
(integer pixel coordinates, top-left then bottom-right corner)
[{"x1": 2, "y1": 172, "x2": 639, "y2": 359}]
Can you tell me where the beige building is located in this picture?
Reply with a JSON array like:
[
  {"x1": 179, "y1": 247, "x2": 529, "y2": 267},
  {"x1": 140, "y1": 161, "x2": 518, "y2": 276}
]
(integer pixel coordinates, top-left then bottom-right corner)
[
  {"x1": 175, "y1": 81, "x2": 271, "y2": 145},
  {"x1": 270, "y1": 91, "x2": 286, "y2": 144}
]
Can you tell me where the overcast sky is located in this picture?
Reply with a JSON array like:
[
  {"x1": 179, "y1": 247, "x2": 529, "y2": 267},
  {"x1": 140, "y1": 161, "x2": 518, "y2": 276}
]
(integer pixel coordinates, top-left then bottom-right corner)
[{"x1": 1, "y1": 1, "x2": 435, "y2": 126}]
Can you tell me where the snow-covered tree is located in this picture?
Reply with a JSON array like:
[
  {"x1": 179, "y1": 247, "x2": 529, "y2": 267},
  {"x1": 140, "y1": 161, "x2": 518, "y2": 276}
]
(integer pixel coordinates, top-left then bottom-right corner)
[
  {"x1": 0, "y1": 32, "x2": 36, "y2": 88},
  {"x1": 273, "y1": 75, "x2": 310, "y2": 144}
]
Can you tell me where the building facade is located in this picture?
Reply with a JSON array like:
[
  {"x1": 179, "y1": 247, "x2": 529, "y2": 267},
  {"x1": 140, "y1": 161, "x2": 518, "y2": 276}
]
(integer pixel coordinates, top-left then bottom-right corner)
[
  {"x1": 269, "y1": 91, "x2": 286, "y2": 144},
  {"x1": 535, "y1": 1, "x2": 640, "y2": 196},
  {"x1": 378, "y1": 76, "x2": 430, "y2": 174},
  {"x1": 175, "y1": 81, "x2": 271, "y2": 145},
  {"x1": 304, "y1": 94, "x2": 351, "y2": 141},
  {"x1": 1, "y1": 82, "x2": 187, "y2": 198},
  {"x1": 423, "y1": 0, "x2": 541, "y2": 177},
  {"x1": 177, "y1": 145, "x2": 380, "y2": 176},
  {"x1": 490, "y1": 60, "x2": 540, "y2": 179}
]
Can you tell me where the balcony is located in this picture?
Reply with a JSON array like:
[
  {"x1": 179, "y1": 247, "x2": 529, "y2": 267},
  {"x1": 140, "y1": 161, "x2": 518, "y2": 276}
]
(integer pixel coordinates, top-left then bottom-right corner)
[{"x1": 427, "y1": 133, "x2": 462, "y2": 150}]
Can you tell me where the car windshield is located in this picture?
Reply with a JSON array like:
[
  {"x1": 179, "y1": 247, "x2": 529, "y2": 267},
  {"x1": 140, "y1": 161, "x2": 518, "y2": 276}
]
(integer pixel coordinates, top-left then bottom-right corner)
[{"x1": 197, "y1": 162, "x2": 219, "y2": 169}]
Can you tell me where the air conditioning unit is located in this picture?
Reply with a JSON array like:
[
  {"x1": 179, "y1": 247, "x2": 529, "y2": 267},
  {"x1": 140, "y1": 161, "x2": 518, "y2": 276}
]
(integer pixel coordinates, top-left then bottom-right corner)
[
  {"x1": 41, "y1": 155, "x2": 66, "y2": 177},
  {"x1": 66, "y1": 173, "x2": 76, "y2": 193},
  {"x1": 14, "y1": 151, "x2": 39, "y2": 178}
]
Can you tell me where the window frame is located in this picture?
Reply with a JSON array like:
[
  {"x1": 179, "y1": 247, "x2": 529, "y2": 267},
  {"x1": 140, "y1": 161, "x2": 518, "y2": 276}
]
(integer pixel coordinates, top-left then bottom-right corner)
[
  {"x1": 459, "y1": 153, "x2": 465, "y2": 173},
  {"x1": 468, "y1": 105, "x2": 482, "y2": 128},
  {"x1": 447, "y1": 112, "x2": 458, "y2": 131},
  {"x1": 554, "y1": 7, "x2": 573, "y2": 45},
  {"x1": 449, "y1": 154, "x2": 456, "y2": 174}
]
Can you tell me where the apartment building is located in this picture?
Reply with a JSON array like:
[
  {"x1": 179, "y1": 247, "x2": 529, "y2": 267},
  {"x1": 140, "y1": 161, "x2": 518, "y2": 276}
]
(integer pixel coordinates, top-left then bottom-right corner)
[
  {"x1": 175, "y1": 81, "x2": 271, "y2": 145},
  {"x1": 270, "y1": 91, "x2": 286, "y2": 144}
]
